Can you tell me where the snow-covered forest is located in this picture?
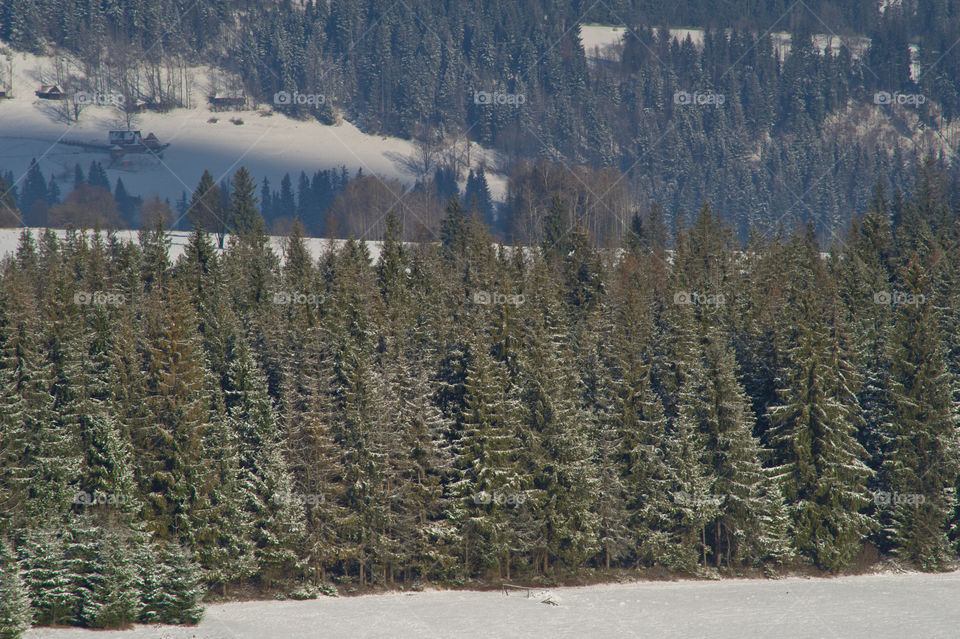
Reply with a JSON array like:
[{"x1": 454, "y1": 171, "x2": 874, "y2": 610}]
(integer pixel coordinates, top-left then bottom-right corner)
[
  {"x1": 2, "y1": 157, "x2": 960, "y2": 634},
  {"x1": 3, "y1": 0, "x2": 960, "y2": 637}
]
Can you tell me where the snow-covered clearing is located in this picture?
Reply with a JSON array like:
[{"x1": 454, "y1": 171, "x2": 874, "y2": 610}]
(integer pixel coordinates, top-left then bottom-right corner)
[
  {"x1": 0, "y1": 45, "x2": 507, "y2": 206},
  {"x1": 25, "y1": 571, "x2": 960, "y2": 639},
  {"x1": 579, "y1": 24, "x2": 878, "y2": 66}
]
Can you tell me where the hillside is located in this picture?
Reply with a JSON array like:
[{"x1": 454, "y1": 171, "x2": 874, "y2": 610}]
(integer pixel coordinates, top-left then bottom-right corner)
[{"x1": 0, "y1": 44, "x2": 508, "y2": 207}]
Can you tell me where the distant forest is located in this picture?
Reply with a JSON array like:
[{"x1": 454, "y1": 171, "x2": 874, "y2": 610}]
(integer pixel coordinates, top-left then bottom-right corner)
[
  {"x1": 3, "y1": 1, "x2": 960, "y2": 242},
  {"x1": 2, "y1": 156, "x2": 960, "y2": 634}
]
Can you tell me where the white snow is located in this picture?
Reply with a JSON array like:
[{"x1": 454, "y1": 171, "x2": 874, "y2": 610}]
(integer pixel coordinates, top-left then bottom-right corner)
[
  {"x1": 579, "y1": 25, "x2": 627, "y2": 60},
  {"x1": 0, "y1": 44, "x2": 507, "y2": 209},
  {"x1": 23, "y1": 571, "x2": 960, "y2": 639},
  {"x1": 578, "y1": 24, "x2": 874, "y2": 64}
]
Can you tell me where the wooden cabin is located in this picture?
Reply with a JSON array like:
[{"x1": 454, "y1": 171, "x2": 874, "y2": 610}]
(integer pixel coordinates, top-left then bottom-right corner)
[
  {"x1": 208, "y1": 91, "x2": 247, "y2": 111},
  {"x1": 35, "y1": 84, "x2": 66, "y2": 100}
]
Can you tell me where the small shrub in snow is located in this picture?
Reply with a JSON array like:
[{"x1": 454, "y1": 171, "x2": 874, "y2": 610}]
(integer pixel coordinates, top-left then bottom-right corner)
[
  {"x1": 317, "y1": 583, "x2": 339, "y2": 598},
  {"x1": 288, "y1": 585, "x2": 318, "y2": 600}
]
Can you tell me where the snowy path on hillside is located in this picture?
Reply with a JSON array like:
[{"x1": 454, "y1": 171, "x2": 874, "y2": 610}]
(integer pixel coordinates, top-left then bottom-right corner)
[{"x1": 26, "y1": 571, "x2": 960, "y2": 639}]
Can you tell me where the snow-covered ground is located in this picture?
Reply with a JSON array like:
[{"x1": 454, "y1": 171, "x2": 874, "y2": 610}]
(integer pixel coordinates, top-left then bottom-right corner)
[
  {"x1": 0, "y1": 44, "x2": 507, "y2": 207},
  {"x1": 579, "y1": 24, "x2": 887, "y2": 71},
  {"x1": 24, "y1": 571, "x2": 960, "y2": 638}
]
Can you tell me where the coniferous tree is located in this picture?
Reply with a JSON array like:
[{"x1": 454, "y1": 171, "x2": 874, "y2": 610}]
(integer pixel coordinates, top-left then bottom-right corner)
[
  {"x1": 225, "y1": 339, "x2": 304, "y2": 586},
  {"x1": 766, "y1": 290, "x2": 874, "y2": 572},
  {"x1": 187, "y1": 170, "x2": 226, "y2": 246},
  {"x1": 446, "y1": 339, "x2": 526, "y2": 578},
  {"x1": 879, "y1": 256, "x2": 959, "y2": 569},
  {"x1": 0, "y1": 539, "x2": 31, "y2": 639},
  {"x1": 230, "y1": 167, "x2": 265, "y2": 242},
  {"x1": 519, "y1": 295, "x2": 600, "y2": 574}
]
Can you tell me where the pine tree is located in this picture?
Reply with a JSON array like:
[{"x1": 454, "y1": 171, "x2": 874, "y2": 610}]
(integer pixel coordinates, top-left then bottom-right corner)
[
  {"x1": 157, "y1": 543, "x2": 205, "y2": 624},
  {"x1": 280, "y1": 325, "x2": 352, "y2": 584},
  {"x1": 187, "y1": 170, "x2": 226, "y2": 245},
  {"x1": 0, "y1": 278, "x2": 78, "y2": 532},
  {"x1": 766, "y1": 290, "x2": 874, "y2": 572},
  {"x1": 880, "y1": 256, "x2": 959, "y2": 569},
  {"x1": 229, "y1": 167, "x2": 265, "y2": 242},
  {"x1": 446, "y1": 339, "x2": 526, "y2": 578},
  {"x1": 519, "y1": 299, "x2": 600, "y2": 574},
  {"x1": 699, "y1": 326, "x2": 785, "y2": 568},
  {"x1": 0, "y1": 539, "x2": 31, "y2": 639},
  {"x1": 657, "y1": 389, "x2": 719, "y2": 572},
  {"x1": 15, "y1": 529, "x2": 76, "y2": 626},
  {"x1": 85, "y1": 529, "x2": 138, "y2": 629},
  {"x1": 225, "y1": 338, "x2": 304, "y2": 586}
]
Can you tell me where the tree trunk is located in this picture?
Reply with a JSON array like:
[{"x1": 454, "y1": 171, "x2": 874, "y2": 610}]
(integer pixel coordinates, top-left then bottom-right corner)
[
  {"x1": 701, "y1": 526, "x2": 707, "y2": 565},
  {"x1": 715, "y1": 524, "x2": 721, "y2": 568}
]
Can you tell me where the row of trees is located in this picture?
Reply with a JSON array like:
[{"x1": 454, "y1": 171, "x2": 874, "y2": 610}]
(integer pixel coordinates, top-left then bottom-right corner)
[
  {"x1": 1, "y1": 160, "x2": 495, "y2": 242},
  {"x1": 1, "y1": 159, "x2": 959, "y2": 636}
]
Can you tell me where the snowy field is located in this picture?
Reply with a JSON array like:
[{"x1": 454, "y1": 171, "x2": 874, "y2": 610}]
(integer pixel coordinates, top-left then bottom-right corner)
[
  {"x1": 25, "y1": 571, "x2": 960, "y2": 639},
  {"x1": 579, "y1": 24, "x2": 876, "y2": 64},
  {"x1": 0, "y1": 44, "x2": 507, "y2": 206}
]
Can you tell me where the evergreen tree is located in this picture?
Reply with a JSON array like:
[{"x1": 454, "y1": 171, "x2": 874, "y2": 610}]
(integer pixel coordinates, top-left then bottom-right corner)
[
  {"x1": 187, "y1": 170, "x2": 226, "y2": 245},
  {"x1": 879, "y1": 256, "x2": 959, "y2": 569},
  {"x1": 446, "y1": 339, "x2": 526, "y2": 578},
  {"x1": 0, "y1": 540, "x2": 31, "y2": 639},
  {"x1": 229, "y1": 167, "x2": 265, "y2": 242},
  {"x1": 766, "y1": 290, "x2": 874, "y2": 572},
  {"x1": 519, "y1": 298, "x2": 600, "y2": 574},
  {"x1": 225, "y1": 339, "x2": 304, "y2": 586}
]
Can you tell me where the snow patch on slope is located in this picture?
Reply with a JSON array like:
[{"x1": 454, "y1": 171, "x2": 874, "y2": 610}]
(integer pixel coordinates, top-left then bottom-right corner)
[{"x1": 0, "y1": 44, "x2": 507, "y2": 207}]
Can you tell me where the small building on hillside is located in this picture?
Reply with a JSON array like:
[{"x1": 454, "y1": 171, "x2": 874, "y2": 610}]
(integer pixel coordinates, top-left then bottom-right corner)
[
  {"x1": 35, "y1": 84, "x2": 66, "y2": 100},
  {"x1": 108, "y1": 130, "x2": 168, "y2": 159},
  {"x1": 208, "y1": 91, "x2": 247, "y2": 111},
  {"x1": 109, "y1": 130, "x2": 144, "y2": 146}
]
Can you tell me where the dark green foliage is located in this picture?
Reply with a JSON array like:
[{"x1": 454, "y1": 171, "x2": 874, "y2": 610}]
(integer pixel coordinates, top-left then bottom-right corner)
[
  {"x1": 0, "y1": 540, "x2": 31, "y2": 639},
  {"x1": 0, "y1": 159, "x2": 958, "y2": 631}
]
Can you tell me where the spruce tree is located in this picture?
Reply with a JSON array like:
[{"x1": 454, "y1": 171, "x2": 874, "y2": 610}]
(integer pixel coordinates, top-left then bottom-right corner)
[
  {"x1": 519, "y1": 298, "x2": 600, "y2": 574},
  {"x1": 766, "y1": 290, "x2": 874, "y2": 572},
  {"x1": 879, "y1": 256, "x2": 959, "y2": 569},
  {"x1": 446, "y1": 339, "x2": 526, "y2": 578},
  {"x1": 230, "y1": 167, "x2": 265, "y2": 242},
  {"x1": 225, "y1": 338, "x2": 304, "y2": 586},
  {"x1": 0, "y1": 540, "x2": 31, "y2": 639}
]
